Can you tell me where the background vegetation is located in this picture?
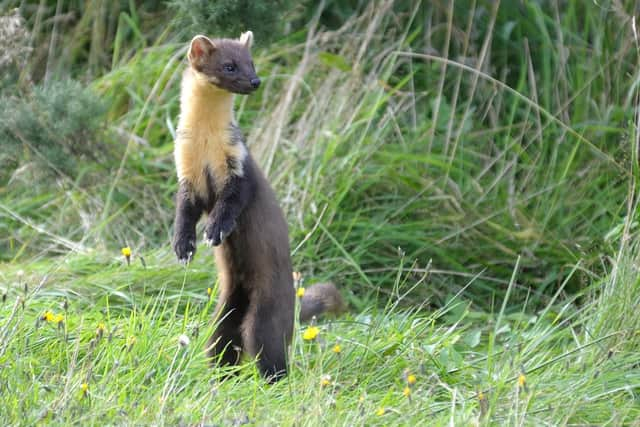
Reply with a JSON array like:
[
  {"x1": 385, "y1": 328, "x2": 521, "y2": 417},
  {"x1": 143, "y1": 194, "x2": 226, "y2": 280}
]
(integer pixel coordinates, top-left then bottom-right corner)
[{"x1": 0, "y1": 0, "x2": 639, "y2": 425}]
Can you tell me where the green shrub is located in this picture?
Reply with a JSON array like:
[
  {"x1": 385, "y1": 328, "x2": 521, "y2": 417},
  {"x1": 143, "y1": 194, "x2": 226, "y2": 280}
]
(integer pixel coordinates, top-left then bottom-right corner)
[
  {"x1": 167, "y1": 0, "x2": 295, "y2": 43},
  {"x1": 0, "y1": 79, "x2": 108, "y2": 180}
]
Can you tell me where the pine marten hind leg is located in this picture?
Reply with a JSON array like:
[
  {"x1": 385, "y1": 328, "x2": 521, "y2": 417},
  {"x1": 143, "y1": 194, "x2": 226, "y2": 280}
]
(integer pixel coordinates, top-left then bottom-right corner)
[
  {"x1": 242, "y1": 298, "x2": 290, "y2": 383},
  {"x1": 207, "y1": 287, "x2": 248, "y2": 369}
]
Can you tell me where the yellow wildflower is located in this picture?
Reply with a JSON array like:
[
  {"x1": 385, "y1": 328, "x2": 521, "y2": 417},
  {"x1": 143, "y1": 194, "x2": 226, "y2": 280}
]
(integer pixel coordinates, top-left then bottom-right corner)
[
  {"x1": 296, "y1": 287, "x2": 306, "y2": 298},
  {"x1": 332, "y1": 344, "x2": 342, "y2": 354},
  {"x1": 121, "y1": 247, "x2": 132, "y2": 265},
  {"x1": 207, "y1": 287, "x2": 212, "y2": 297},
  {"x1": 81, "y1": 382, "x2": 89, "y2": 396},
  {"x1": 127, "y1": 335, "x2": 136, "y2": 347},
  {"x1": 42, "y1": 311, "x2": 55, "y2": 322},
  {"x1": 478, "y1": 390, "x2": 488, "y2": 417},
  {"x1": 375, "y1": 407, "x2": 385, "y2": 416},
  {"x1": 302, "y1": 326, "x2": 319, "y2": 341},
  {"x1": 407, "y1": 373, "x2": 417, "y2": 385},
  {"x1": 96, "y1": 322, "x2": 106, "y2": 338},
  {"x1": 53, "y1": 314, "x2": 64, "y2": 323},
  {"x1": 403, "y1": 386, "x2": 411, "y2": 397},
  {"x1": 518, "y1": 373, "x2": 526, "y2": 388},
  {"x1": 320, "y1": 374, "x2": 332, "y2": 387}
]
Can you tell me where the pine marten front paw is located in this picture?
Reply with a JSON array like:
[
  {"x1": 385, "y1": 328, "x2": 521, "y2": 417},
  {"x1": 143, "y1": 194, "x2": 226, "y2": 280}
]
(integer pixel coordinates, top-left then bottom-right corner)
[
  {"x1": 204, "y1": 217, "x2": 237, "y2": 247},
  {"x1": 173, "y1": 231, "x2": 196, "y2": 264}
]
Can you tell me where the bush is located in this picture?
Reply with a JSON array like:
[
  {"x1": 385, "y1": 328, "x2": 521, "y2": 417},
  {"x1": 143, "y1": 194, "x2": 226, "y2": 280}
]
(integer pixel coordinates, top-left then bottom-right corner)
[
  {"x1": 0, "y1": 79, "x2": 108, "y2": 180},
  {"x1": 167, "y1": 0, "x2": 295, "y2": 43}
]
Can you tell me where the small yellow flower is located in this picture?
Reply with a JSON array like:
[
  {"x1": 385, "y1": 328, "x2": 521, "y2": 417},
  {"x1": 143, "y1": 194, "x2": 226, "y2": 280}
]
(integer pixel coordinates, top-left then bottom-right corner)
[
  {"x1": 375, "y1": 407, "x2": 385, "y2": 416},
  {"x1": 122, "y1": 247, "x2": 132, "y2": 265},
  {"x1": 403, "y1": 386, "x2": 411, "y2": 397},
  {"x1": 518, "y1": 373, "x2": 526, "y2": 388},
  {"x1": 478, "y1": 390, "x2": 488, "y2": 417},
  {"x1": 96, "y1": 322, "x2": 106, "y2": 338},
  {"x1": 207, "y1": 287, "x2": 212, "y2": 297},
  {"x1": 53, "y1": 314, "x2": 64, "y2": 323},
  {"x1": 296, "y1": 287, "x2": 306, "y2": 298},
  {"x1": 320, "y1": 374, "x2": 332, "y2": 387},
  {"x1": 332, "y1": 344, "x2": 342, "y2": 354},
  {"x1": 81, "y1": 382, "x2": 89, "y2": 396},
  {"x1": 407, "y1": 374, "x2": 417, "y2": 385},
  {"x1": 302, "y1": 326, "x2": 320, "y2": 341},
  {"x1": 42, "y1": 311, "x2": 55, "y2": 322},
  {"x1": 358, "y1": 395, "x2": 365, "y2": 403}
]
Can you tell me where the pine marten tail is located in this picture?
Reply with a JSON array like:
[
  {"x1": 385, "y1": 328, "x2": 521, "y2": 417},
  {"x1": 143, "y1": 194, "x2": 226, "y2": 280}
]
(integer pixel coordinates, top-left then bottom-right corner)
[{"x1": 299, "y1": 282, "x2": 346, "y2": 322}]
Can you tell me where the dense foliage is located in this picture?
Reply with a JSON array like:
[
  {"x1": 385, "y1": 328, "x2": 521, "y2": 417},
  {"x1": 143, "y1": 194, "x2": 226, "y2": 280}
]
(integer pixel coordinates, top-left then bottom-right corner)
[{"x1": 0, "y1": 79, "x2": 108, "y2": 177}]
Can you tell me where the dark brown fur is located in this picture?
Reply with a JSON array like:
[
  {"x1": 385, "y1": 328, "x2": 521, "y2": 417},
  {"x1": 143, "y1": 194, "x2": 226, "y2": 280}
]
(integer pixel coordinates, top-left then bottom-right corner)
[{"x1": 205, "y1": 156, "x2": 294, "y2": 381}]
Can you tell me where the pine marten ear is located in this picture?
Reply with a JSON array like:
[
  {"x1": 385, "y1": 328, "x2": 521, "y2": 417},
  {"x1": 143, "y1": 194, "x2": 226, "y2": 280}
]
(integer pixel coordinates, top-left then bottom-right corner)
[
  {"x1": 239, "y1": 31, "x2": 254, "y2": 49},
  {"x1": 188, "y1": 35, "x2": 216, "y2": 68}
]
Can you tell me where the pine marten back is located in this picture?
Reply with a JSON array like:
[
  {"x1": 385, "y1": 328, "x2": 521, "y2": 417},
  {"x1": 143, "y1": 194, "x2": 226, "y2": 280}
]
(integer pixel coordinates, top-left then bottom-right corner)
[{"x1": 172, "y1": 31, "x2": 294, "y2": 383}]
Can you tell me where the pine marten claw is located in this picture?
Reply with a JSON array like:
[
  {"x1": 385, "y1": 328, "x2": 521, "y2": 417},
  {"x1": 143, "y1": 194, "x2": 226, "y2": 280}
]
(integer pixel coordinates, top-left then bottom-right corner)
[
  {"x1": 219, "y1": 228, "x2": 231, "y2": 243},
  {"x1": 173, "y1": 234, "x2": 196, "y2": 263},
  {"x1": 204, "y1": 219, "x2": 236, "y2": 247},
  {"x1": 179, "y1": 254, "x2": 191, "y2": 266}
]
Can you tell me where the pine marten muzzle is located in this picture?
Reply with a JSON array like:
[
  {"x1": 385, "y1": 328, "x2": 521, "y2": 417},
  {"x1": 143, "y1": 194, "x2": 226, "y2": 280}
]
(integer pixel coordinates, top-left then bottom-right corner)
[{"x1": 172, "y1": 31, "x2": 294, "y2": 382}]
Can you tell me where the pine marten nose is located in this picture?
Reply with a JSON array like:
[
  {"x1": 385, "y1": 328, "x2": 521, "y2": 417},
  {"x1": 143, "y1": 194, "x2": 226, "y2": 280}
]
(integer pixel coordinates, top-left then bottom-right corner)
[{"x1": 250, "y1": 78, "x2": 261, "y2": 88}]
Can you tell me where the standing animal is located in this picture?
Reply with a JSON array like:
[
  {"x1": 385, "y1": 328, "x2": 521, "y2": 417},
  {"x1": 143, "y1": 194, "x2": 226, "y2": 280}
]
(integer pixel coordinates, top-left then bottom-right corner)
[{"x1": 172, "y1": 31, "x2": 294, "y2": 382}]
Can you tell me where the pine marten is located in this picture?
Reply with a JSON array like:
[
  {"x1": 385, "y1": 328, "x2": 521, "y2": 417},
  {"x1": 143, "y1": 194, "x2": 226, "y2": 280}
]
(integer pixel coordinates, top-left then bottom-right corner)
[
  {"x1": 172, "y1": 31, "x2": 294, "y2": 382},
  {"x1": 172, "y1": 32, "x2": 347, "y2": 382}
]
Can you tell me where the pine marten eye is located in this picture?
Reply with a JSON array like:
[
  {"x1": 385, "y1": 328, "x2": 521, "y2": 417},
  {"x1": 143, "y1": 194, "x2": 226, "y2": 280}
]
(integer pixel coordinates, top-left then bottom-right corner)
[{"x1": 223, "y1": 63, "x2": 236, "y2": 73}]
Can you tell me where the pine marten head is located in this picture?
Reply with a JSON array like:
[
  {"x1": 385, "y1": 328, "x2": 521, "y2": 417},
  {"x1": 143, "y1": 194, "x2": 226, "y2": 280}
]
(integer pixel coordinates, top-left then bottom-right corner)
[{"x1": 187, "y1": 31, "x2": 260, "y2": 95}]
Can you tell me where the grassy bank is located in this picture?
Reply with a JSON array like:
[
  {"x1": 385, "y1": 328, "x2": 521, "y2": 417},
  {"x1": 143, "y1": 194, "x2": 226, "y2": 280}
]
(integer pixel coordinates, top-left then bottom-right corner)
[{"x1": 1, "y1": 0, "x2": 639, "y2": 425}]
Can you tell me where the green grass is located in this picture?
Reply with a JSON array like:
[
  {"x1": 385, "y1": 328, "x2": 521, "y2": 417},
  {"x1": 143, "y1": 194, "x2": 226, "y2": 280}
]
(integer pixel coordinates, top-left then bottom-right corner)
[
  {"x1": 1, "y1": 247, "x2": 639, "y2": 425},
  {"x1": 1, "y1": 0, "x2": 640, "y2": 425}
]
